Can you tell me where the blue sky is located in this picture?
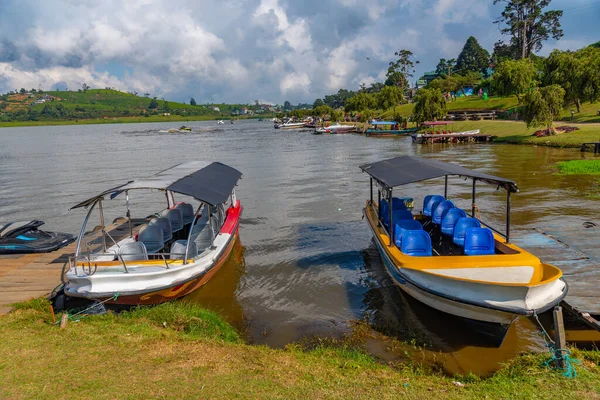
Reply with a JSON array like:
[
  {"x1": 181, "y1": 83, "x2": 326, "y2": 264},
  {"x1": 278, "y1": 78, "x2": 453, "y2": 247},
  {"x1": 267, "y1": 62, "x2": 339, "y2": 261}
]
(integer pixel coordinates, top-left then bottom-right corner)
[{"x1": 0, "y1": 0, "x2": 597, "y2": 104}]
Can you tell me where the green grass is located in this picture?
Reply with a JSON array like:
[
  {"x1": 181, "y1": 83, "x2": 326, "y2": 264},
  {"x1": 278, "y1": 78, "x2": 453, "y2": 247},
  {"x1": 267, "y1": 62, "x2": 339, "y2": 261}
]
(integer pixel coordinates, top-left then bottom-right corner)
[
  {"x1": 436, "y1": 120, "x2": 600, "y2": 149},
  {"x1": 1, "y1": 299, "x2": 600, "y2": 399},
  {"x1": 387, "y1": 96, "x2": 600, "y2": 123},
  {"x1": 556, "y1": 160, "x2": 600, "y2": 175}
]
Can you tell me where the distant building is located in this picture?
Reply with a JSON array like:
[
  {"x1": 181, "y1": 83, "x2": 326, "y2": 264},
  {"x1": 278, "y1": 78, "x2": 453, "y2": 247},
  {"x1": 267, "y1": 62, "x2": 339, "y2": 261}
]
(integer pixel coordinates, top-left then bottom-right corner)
[
  {"x1": 240, "y1": 107, "x2": 248, "y2": 115},
  {"x1": 420, "y1": 71, "x2": 440, "y2": 85},
  {"x1": 211, "y1": 106, "x2": 220, "y2": 112}
]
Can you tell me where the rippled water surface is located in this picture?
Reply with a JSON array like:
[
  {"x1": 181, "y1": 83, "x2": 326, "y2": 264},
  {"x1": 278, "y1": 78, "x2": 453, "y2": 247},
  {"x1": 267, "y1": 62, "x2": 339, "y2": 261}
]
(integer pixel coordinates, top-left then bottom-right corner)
[{"x1": 1, "y1": 120, "x2": 597, "y2": 375}]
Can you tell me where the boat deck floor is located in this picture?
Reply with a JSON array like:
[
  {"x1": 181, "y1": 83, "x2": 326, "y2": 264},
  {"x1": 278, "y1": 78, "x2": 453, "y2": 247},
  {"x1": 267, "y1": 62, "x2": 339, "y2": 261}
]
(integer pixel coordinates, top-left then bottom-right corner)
[
  {"x1": 513, "y1": 222, "x2": 600, "y2": 330},
  {"x1": 0, "y1": 218, "x2": 146, "y2": 314}
]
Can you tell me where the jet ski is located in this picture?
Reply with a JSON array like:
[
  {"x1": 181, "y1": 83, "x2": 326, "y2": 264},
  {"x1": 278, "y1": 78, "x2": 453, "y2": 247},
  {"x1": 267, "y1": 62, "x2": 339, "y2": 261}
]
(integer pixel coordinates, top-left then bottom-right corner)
[{"x1": 0, "y1": 220, "x2": 75, "y2": 254}]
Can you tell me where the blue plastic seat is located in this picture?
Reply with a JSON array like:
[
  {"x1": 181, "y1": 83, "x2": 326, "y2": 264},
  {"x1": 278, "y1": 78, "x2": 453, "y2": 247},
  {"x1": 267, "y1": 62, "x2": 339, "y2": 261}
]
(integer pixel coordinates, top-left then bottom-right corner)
[
  {"x1": 452, "y1": 217, "x2": 481, "y2": 247},
  {"x1": 464, "y1": 228, "x2": 496, "y2": 256},
  {"x1": 432, "y1": 200, "x2": 455, "y2": 225},
  {"x1": 380, "y1": 197, "x2": 409, "y2": 220},
  {"x1": 423, "y1": 195, "x2": 444, "y2": 216},
  {"x1": 383, "y1": 209, "x2": 414, "y2": 229},
  {"x1": 394, "y1": 220, "x2": 423, "y2": 248},
  {"x1": 400, "y1": 230, "x2": 432, "y2": 256},
  {"x1": 441, "y1": 208, "x2": 467, "y2": 236}
]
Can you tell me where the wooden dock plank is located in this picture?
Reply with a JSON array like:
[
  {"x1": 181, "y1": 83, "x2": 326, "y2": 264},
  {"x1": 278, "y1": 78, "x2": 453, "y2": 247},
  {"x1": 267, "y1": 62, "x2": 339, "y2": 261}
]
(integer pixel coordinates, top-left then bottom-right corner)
[{"x1": 0, "y1": 220, "x2": 136, "y2": 311}]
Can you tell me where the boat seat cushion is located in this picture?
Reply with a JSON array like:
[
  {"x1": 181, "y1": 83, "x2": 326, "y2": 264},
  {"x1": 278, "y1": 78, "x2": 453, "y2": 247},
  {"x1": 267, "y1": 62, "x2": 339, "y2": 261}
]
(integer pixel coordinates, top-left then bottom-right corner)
[
  {"x1": 175, "y1": 203, "x2": 195, "y2": 225},
  {"x1": 464, "y1": 227, "x2": 496, "y2": 255},
  {"x1": 170, "y1": 240, "x2": 198, "y2": 259},
  {"x1": 432, "y1": 200, "x2": 455, "y2": 225},
  {"x1": 452, "y1": 217, "x2": 481, "y2": 247},
  {"x1": 394, "y1": 220, "x2": 423, "y2": 248},
  {"x1": 163, "y1": 209, "x2": 184, "y2": 233},
  {"x1": 118, "y1": 242, "x2": 148, "y2": 261},
  {"x1": 400, "y1": 230, "x2": 432, "y2": 256},
  {"x1": 383, "y1": 209, "x2": 414, "y2": 229},
  {"x1": 138, "y1": 225, "x2": 165, "y2": 253},
  {"x1": 149, "y1": 217, "x2": 172, "y2": 242},
  {"x1": 423, "y1": 195, "x2": 444, "y2": 216},
  {"x1": 441, "y1": 208, "x2": 467, "y2": 236}
]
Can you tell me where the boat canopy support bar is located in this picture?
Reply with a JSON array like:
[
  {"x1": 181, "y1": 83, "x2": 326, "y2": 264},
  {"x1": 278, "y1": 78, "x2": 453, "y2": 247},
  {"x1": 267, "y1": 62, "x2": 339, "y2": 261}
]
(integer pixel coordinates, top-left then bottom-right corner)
[
  {"x1": 506, "y1": 190, "x2": 511, "y2": 243},
  {"x1": 444, "y1": 176, "x2": 448, "y2": 198},
  {"x1": 98, "y1": 199, "x2": 107, "y2": 253},
  {"x1": 388, "y1": 189, "x2": 394, "y2": 247},
  {"x1": 471, "y1": 179, "x2": 476, "y2": 217}
]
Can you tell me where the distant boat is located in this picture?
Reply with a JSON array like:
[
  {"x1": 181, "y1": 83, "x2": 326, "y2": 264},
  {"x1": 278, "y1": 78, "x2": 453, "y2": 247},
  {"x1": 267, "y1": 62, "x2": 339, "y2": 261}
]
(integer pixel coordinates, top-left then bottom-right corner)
[
  {"x1": 364, "y1": 120, "x2": 416, "y2": 136},
  {"x1": 315, "y1": 123, "x2": 356, "y2": 134},
  {"x1": 411, "y1": 129, "x2": 481, "y2": 143},
  {"x1": 274, "y1": 119, "x2": 305, "y2": 129},
  {"x1": 217, "y1": 120, "x2": 225, "y2": 125}
]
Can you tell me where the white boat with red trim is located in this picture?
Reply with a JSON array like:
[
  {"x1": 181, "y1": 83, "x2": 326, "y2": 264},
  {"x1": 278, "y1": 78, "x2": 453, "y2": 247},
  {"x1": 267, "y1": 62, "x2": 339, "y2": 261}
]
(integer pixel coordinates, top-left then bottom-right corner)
[{"x1": 62, "y1": 161, "x2": 243, "y2": 306}]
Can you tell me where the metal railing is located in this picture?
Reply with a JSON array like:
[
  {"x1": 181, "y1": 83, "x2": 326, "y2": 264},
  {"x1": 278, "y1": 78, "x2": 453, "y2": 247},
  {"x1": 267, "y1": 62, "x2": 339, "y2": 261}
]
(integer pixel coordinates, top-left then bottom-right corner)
[{"x1": 67, "y1": 251, "x2": 199, "y2": 276}]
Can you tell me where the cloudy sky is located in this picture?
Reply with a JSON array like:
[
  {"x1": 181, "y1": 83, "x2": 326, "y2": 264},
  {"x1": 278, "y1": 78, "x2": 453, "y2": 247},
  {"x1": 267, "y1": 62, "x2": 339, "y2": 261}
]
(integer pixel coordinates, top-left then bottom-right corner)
[{"x1": 0, "y1": 0, "x2": 597, "y2": 104}]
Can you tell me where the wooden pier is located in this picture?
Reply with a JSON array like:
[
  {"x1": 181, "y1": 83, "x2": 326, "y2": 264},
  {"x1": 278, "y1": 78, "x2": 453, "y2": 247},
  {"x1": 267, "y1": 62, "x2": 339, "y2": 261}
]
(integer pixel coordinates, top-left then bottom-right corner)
[
  {"x1": 580, "y1": 142, "x2": 600, "y2": 154},
  {"x1": 0, "y1": 218, "x2": 144, "y2": 314},
  {"x1": 0, "y1": 243, "x2": 75, "y2": 314},
  {"x1": 412, "y1": 133, "x2": 494, "y2": 144},
  {"x1": 513, "y1": 222, "x2": 600, "y2": 340}
]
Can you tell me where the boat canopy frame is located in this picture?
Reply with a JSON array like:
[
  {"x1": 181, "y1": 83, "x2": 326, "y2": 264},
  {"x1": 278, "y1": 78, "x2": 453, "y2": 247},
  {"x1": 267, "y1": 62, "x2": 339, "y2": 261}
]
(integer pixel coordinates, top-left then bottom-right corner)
[
  {"x1": 360, "y1": 156, "x2": 518, "y2": 245},
  {"x1": 69, "y1": 161, "x2": 241, "y2": 267}
]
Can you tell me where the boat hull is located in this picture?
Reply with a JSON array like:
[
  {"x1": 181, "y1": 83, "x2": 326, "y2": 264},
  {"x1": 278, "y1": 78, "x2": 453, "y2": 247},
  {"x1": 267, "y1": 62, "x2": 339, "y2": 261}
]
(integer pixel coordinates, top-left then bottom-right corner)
[
  {"x1": 64, "y1": 203, "x2": 243, "y2": 306},
  {"x1": 365, "y1": 206, "x2": 566, "y2": 326},
  {"x1": 77, "y1": 229, "x2": 239, "y2": 306}
]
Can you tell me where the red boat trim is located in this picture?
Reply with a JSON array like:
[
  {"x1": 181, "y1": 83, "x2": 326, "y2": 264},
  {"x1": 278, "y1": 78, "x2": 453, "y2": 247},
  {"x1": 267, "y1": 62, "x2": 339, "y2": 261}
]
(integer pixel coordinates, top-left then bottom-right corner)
[{"x1": 221, "y1": 200, "x2": 242, "y2": 234}]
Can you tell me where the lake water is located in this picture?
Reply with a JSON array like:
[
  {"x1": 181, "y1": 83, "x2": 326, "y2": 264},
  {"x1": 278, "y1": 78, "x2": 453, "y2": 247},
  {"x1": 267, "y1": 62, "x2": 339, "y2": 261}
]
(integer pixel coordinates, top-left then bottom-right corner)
[{"x1": 0, "y1": 120, "x2": 597, "y2": 375}]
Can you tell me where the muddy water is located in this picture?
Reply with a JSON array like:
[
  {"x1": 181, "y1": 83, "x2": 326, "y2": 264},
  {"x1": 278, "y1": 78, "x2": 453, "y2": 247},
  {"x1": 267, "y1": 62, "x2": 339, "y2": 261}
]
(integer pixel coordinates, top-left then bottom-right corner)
[{"x1": 0, "y1": 121, "x2": 597, "y2": 375}]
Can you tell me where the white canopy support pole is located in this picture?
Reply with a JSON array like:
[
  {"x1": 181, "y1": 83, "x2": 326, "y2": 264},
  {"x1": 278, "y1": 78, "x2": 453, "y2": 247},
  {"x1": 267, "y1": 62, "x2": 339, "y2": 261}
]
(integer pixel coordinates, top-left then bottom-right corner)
[
  {"x1": 126, "y1": 190, "x2": 132, "y2": 238},
  {"x1": 74, "y1": 200, "x2": 99, "y2": 258},
  {"x1": 98, "y1": 199, "x2": 107, "y2": 252}
]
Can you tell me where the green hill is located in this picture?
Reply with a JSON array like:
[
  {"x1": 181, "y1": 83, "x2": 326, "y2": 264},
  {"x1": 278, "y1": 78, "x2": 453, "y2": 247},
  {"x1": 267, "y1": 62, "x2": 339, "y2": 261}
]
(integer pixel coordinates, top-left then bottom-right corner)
[{"x1": 0, "y1": 88, "x2": 275, "y2": 126}]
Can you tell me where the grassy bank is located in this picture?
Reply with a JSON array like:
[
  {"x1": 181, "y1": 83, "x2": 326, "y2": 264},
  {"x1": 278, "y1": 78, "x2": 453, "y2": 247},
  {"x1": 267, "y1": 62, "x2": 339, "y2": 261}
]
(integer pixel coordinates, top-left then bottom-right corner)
[
  {"x1": 440, "y1": 120, "x2": 600, "y2": 148},
  {"x1": 556, "y1": 160, "x2": 600, "y2": 175},
  {"x1": 1, "y1": 299, "x2": 599, "y2": 399}
]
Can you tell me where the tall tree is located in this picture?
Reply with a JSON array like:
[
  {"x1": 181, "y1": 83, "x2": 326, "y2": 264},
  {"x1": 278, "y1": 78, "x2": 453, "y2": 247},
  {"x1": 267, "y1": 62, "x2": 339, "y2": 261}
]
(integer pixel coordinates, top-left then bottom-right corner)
[
  {"x1": 189, "y1": 97, "x2": 197, "y2": 106},
  {"x1": 543, "y1": 47, "x2": 600, "y2": 112},
  {"x1": 148, "y1": 98, "x2": 159, "y2": 109},
  {"x1": 523, "y1": 84, "x2": 565, "y2": 133},
  {"x1": 412, "y1": 88, "x2": 447, "y2": 124},
  {"x1": 435, "y1": 58, "x2": 456, "y2": 76},
  {"x1": 313, "y1": 98, "x2": 325, "y2": 108},
  {"x1": 386, "y1": 49, "x2": 418, "y2": 90},
  {"x1": 493, "y1": 0, "x2": 563, "y2": 59},
  {"x1": 376, "y1": 86, "x2": 404, "y2": 110},
  {"x1": 283, "y1": 100, "x2": 292, "y2": 110},
  {"x1": 345, "y1": 93, "x2": 376, "y2": 112},
  {"x1": 491, "y1": 58, "x2": 536, "y2": 102},
  {"x1": 455, "y1": 36, "x2": 490, "y2": 75}
]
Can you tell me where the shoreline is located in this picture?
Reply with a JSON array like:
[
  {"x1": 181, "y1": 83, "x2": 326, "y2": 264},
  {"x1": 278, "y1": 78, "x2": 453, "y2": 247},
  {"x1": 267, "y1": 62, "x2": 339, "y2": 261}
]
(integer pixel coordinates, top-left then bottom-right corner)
[{"x1": 0, "y1": 114, "x2": 269, "y2": 128}]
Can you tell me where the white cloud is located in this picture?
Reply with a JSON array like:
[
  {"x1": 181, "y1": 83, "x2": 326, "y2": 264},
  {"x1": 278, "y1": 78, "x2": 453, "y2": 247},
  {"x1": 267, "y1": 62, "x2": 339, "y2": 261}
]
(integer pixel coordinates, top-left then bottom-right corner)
[{"x1": 0, "y1": 0, "x2": 596, "y2": 103}]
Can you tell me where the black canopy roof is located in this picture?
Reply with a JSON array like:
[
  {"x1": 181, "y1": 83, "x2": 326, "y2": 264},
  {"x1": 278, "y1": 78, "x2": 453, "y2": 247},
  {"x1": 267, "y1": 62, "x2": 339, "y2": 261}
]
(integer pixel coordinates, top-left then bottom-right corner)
[
  {"x1": 359, "y1": 156, "x2": 518, "y2": 193},
  {"x1": 72, "y1": 161, "x2": 242, "y2": 209}
]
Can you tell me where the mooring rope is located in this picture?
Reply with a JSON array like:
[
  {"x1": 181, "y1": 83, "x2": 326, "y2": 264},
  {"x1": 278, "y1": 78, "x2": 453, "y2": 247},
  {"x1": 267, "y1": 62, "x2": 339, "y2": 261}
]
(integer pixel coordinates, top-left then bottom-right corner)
[
  {"x1": 532, "y1": 310, "x2": 581, "y2": 378},
  {"x1": 54, "y1": 292, "x2": 120, "y2": 325}
]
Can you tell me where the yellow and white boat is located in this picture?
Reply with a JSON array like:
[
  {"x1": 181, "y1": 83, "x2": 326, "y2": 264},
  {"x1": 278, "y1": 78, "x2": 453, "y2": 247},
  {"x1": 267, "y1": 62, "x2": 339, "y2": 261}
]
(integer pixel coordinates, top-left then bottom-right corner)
[{"x1": 360, "y1": 156, "x2": 567, "y2": 333}]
